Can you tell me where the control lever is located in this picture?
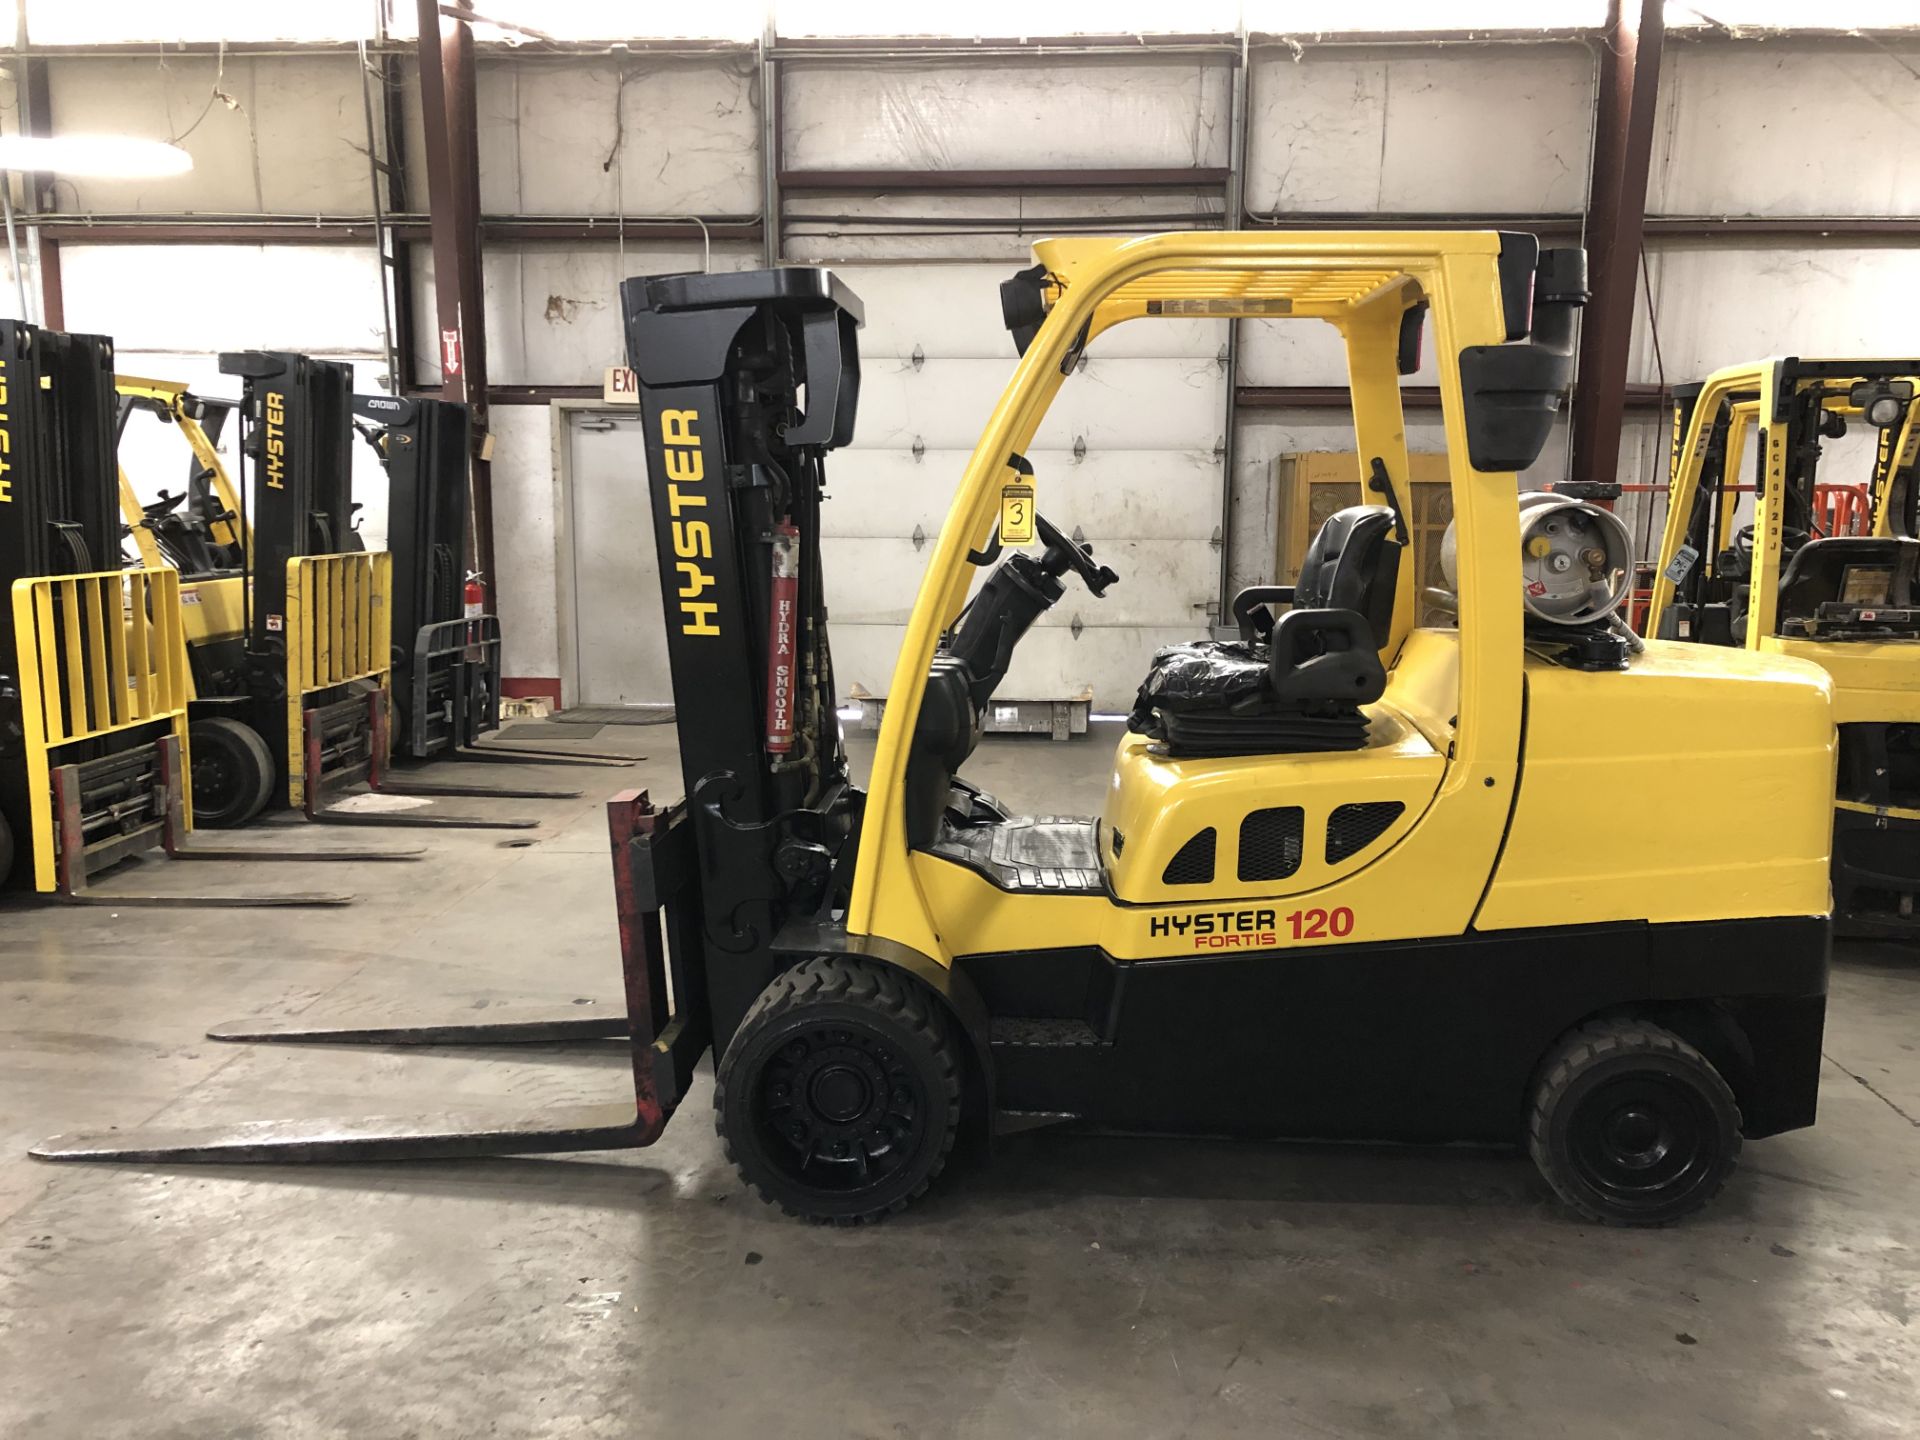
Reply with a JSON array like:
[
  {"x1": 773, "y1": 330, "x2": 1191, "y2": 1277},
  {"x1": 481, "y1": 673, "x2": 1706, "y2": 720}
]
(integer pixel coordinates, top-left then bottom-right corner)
[
  {"x1": 1035, "y1": 511, "x2": 1118, "y2": 597},
  {"x1": 1367, "y1": 457, "x2": 1411, "y2": 548}
]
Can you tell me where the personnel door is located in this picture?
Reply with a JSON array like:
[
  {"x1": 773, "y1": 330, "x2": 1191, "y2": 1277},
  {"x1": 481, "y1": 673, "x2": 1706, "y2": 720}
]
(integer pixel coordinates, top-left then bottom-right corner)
[{"x1": 563, "y1": 410, "x2": 672, "y2": 706}]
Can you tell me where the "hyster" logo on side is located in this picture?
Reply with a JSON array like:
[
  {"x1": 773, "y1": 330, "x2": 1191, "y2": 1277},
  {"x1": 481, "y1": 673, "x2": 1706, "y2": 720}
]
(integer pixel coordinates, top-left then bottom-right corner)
[
  {"x1": 0, "y1": 357, "x2": 11, "y2": 503},
  {"x1": 660, "y1": 408, "x2": 719, "y2": 637},
  {"x1": 264, "y1": 390, "x2": 287, "y2": 490},
  {"x1": 1150, "y1": 909, "x2": 1279, "y2": 950}
]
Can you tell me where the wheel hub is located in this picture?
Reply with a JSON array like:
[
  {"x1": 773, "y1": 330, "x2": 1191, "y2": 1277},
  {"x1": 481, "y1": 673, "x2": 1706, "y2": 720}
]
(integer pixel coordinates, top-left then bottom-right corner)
[
  {"x1": 1569, "y1": 1075, "x2": 1713, "y2": 1207},
  {"x1": 809, "y1": 1063, "x2": 872, "y2": 1124},
  {"x1": 193, "y1": 747, "x2": 239, "y2": 808},
  {"x1": 755, "y1": 1025, "x2": 925, "y2": 1194},
  {"x1": 1603, "y1": 1106, "x2": 1670, "y2": 1168}
]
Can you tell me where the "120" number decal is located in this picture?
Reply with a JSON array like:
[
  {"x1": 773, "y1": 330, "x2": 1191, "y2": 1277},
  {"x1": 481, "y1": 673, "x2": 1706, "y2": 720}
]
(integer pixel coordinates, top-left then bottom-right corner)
[{"x1": 1286, "y1": 906, "x2": 1355, "y2": 940}]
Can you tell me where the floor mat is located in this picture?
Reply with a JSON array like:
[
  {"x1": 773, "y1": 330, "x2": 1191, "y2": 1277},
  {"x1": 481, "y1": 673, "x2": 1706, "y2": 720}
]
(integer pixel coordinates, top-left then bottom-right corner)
[
  {"x1": 550, "y1": 706, "x2": 677, "y2": 726},
  {"x1": 495, "y1": 721, "x2": 605, "y2": 741}
]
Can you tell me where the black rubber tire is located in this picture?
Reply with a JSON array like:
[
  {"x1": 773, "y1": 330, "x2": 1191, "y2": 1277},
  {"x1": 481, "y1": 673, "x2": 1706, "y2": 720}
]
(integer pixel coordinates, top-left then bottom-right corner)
[
  {"x1": 0, "y1": 810, "x2": 14, "y2": 887},
  {"x1": 1528, "y1": 1019, "x2": 1743, "y2": 1226},
  {"x1": 188, "y1": 716, "x2": 276, "y2": 829},
  {"x1": 715, "y1": 956, "x2": 963, "y2": 1224}
]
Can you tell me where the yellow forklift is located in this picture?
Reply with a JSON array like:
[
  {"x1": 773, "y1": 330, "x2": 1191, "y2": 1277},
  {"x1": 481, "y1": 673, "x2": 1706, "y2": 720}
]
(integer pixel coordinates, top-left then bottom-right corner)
[
  {"x1": 1645, "y1": 359, "x2": 1919, "y2": 940},
  {"x1": 38, "y1": 233, "x2": 1838, "y2": 1227},
  {"x1": 0, "y1": 322, "x2": 346, "y2": 904},
  {"x1": 115, "y1": 362, "x2": 578, "y2": 832}
]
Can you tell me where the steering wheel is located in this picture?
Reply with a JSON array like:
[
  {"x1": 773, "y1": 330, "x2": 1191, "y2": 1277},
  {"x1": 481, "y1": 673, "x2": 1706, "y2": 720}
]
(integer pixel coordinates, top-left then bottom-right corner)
[
  {"x1": 1733, "y1": 522, "x2": 1813, "y2": 560},
  {"x1": 143, "y1": 489, "x2": 189, "y2": 519},
  {"x1": 1035, "y1": 511, "x2": 1118, "y2": 598}
]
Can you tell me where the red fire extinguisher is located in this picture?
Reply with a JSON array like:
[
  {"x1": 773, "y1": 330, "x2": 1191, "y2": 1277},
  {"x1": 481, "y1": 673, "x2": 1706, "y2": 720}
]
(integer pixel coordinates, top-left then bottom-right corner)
[{"x1": 464, "y1": 572, "x2": 486, "y2": 661}]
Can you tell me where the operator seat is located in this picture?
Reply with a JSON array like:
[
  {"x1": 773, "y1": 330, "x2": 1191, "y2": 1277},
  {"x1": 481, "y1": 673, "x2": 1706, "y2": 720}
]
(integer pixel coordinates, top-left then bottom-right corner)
[
  {"x1": 1776, "y1": 536, "x2": 1920, "y2": 637},
  {"x1": 1129, "y1": 505, "x2": 1401, "y2": 758}
]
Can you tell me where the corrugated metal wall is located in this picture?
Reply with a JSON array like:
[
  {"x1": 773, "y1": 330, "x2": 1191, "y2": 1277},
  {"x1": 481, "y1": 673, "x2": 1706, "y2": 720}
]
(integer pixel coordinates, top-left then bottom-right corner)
[{"x1": 4, "y1": 22, "x2": 1917, "y2": 702}]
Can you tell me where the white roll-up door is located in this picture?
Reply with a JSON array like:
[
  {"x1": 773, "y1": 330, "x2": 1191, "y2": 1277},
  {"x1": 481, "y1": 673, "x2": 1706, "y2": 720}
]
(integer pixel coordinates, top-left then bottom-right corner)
[{"x1": 820, "y1": 263, "x2": 1228, "y2": 712}]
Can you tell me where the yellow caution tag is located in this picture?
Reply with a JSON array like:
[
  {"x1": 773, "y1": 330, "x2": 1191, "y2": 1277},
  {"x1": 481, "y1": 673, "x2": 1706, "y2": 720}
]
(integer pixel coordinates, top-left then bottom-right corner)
[{"x1": 999, "y1": 483, "x2": 1036, "y2": 546}]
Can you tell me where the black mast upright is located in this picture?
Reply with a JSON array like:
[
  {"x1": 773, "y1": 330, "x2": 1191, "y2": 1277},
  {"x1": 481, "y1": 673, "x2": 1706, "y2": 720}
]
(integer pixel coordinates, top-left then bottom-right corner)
[{"x1": 620, "y1": 267, "x2": 862, "y2": 1042}]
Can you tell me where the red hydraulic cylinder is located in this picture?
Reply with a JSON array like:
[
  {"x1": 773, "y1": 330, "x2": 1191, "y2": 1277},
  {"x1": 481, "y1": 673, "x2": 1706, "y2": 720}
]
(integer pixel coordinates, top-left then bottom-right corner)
[{"x1": 764, "y1": 522, "x2": 800, "y2": 754}]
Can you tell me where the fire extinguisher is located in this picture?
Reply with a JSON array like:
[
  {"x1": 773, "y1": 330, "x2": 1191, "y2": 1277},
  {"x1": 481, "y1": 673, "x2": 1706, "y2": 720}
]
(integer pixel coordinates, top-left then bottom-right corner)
[{"x1": 463, "y1": 572, "x2": 486, "y2": 662}]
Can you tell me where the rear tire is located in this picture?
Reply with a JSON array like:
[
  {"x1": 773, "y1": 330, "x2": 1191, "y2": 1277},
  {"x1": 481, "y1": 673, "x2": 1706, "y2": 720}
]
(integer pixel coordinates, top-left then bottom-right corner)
[
  {"x1": 715, "y1": 956, "x2": 963, "y2": 1224},
  {"x1": 0, "y1": 811, "x2": 14, "y2": 887},
  {"x1": 1528, "y1": 1019, "x2": 1742, "y2": 1226},
  {"x1": 188, "y1": 717, "x2": 276, "y2": 828}
]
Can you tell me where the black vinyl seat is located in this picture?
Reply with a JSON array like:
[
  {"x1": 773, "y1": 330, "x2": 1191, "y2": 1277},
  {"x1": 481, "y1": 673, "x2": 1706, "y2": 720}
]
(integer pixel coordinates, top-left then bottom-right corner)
[
  {"x1": 1775, "y1": 536, "x2": 1919, "y2": 638},
  {"x1": 1129, "y1": 506, "x2": 1402, "y2": 758}
]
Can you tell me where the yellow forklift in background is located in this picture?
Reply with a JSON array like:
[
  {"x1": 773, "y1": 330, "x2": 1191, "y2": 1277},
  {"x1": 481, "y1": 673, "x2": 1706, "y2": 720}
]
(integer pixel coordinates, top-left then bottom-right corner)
[
  {"x1": 40, "y1": 233, "x2": 1839, "y2": 1227},
  {"x1": 0, "y1": 321, "x2": 346, "y2": 904},
  {"x1": 115, "y1": 361, "x2": 575, "y2": 833},
  {"x1": 1646, "y1": 359, "x2": 1920, "y2": 939}
]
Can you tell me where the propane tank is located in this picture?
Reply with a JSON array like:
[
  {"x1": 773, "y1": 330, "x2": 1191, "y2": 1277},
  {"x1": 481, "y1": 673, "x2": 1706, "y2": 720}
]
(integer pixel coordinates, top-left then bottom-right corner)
[{"x1": 1440, "y1": 491, "x2": 1634, "y2": 626}]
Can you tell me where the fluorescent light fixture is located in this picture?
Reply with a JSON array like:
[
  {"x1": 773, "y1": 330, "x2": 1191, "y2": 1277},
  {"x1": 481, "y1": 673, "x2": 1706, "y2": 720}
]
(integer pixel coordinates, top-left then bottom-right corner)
[{"x1": 0, "y1": 135, "x2": 194, "y2": 179}]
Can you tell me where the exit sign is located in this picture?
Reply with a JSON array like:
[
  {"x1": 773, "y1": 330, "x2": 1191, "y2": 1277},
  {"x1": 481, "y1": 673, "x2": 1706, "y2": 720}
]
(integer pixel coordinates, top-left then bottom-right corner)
[{"x1": 602, "y1": 366, "x2": 639, "y2": 405}]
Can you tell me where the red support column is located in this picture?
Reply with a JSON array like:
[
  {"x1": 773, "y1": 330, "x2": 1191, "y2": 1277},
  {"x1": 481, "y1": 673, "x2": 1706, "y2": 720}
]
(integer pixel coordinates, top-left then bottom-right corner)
[
  {"x1": 1569, "y1": 0, "x2": 1666, "y2": 490},
  {"x1": 413, "y1": 1, "x2": 496, "y2": 597}
]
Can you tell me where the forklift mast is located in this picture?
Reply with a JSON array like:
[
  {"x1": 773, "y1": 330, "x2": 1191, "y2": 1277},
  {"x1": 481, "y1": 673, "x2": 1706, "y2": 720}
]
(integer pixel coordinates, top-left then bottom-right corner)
[
  {"x1": 353, "y1": 393, "x2": 470, "y2": 647},
  {"x1": 0, "y1": 321, "x2": 124, "y2": 857},
  {"x1": 620, "y1": 268, "x2": 862, "y2": 1039},
  {"x1": 0, "y1": 322, "x2": 120, "y2": 640},
  {"x1": 217, "y1": 350, "x2": 358, "y2": 661},
  {"x1": 349, "y1": 392, "x2": 508, "y2": 760}
]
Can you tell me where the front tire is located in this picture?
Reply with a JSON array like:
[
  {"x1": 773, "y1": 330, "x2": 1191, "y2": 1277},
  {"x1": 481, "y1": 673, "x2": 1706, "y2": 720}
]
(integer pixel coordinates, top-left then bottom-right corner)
[
  {"x1": 1528, "y1": 1019, "x2": 1742, "y2": 1226},
  {"x1": 715, "y1": 957, "x2": 963, "y2": 1224},
  {"x1": 188, "y1": 716, "x2": 276, "y2": 828}
]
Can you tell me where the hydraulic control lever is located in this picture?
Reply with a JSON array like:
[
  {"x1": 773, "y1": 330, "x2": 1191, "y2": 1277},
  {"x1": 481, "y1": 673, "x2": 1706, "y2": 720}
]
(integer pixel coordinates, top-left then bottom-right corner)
[{"x1": 1036, "y1": 511, "x2": 1118, "y2": 597}]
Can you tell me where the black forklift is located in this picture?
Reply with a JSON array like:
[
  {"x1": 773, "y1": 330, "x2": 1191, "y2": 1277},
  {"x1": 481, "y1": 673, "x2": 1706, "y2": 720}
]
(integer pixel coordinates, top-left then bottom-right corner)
[{"x1": 349, "y1": 391, "x2": 629, "y2": 769}]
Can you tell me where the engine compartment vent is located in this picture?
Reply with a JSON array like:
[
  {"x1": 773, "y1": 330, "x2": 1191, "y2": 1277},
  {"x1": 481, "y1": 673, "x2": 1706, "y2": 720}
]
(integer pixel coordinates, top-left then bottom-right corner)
[
  {"x1": 1238, "y1": 807, "x2": 1304, "y2": 882},
  {"x1": 1162, "y1": 828, "x2": 1216, "y2": 886},
  {"x1": 1326, "y1": 801, "x2": 1406, "y2": 863}
]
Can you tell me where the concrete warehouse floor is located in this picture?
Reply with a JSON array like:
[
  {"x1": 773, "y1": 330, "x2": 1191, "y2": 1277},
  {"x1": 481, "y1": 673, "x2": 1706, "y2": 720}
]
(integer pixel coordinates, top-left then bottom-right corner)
[{"x1": 1, "y1": 718, "x2": 1916, "y2": 1440}]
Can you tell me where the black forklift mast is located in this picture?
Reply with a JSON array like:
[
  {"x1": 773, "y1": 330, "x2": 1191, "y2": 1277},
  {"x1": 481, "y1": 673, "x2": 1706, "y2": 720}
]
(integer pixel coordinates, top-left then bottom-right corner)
[
  {"x1": 620, "y1": 267, "x2": 863, "y2": 1045},
  {"x1": 0, "y1": 321, "x2": 119, "y2": 647},
  {"x1": 218, "y1": 351, "x2": 358, "y2": 660},
  {"x1": 353, "y1": 393, "x2": 469, "y2": 662},
  {"x1": 0, "y1": 321, "x2": 123, "y2": 878},
  {"x1": 350, "y1": 392, "x2": 484, "y2": 759}
]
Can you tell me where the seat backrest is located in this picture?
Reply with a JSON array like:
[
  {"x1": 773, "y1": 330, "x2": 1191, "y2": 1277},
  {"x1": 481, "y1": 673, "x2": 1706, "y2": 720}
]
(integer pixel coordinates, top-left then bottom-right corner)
[
  {"x1": 1296, "y1": 505, "x2": 1401, "y2": 648},
  {"x1": 1776, "y1": 536, "x2": 1919, "y2": 625}
]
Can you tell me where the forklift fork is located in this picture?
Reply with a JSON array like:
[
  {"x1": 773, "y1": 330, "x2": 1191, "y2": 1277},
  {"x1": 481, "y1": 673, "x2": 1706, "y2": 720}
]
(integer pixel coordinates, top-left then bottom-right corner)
[
  {"x1": 403, "y1": 616, "x2": 636, "y2": 769},
  {"x1": 50, "y1": 734, "x2": 355, "y2": 908},
  {"x1": 301, "y1": 691, "x2": 544, "y2": 830},
  {"x1": 33, "y1": 790, "x2": 709, "y2": 1165}
]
